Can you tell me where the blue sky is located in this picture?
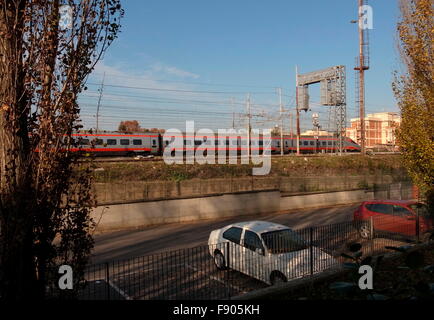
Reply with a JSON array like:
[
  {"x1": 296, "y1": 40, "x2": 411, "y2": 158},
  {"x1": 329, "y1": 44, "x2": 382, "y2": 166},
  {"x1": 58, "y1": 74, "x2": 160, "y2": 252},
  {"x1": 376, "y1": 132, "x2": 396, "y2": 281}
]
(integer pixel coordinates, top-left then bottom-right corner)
[{"x1": 80, "y1": 0, "x2": 402, "y2": 132}]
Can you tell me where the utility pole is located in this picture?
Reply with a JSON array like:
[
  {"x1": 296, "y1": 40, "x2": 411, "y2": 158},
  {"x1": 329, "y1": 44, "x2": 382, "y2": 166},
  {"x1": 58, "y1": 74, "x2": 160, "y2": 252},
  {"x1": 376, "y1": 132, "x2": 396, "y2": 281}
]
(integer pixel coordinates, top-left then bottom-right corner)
[
  {"x1": 278, "y1": 88, "x2": 284, "y2": 156},
  {"x1": 96, "y1": 72, "x2": 105, "y2": 134},
  {"x1": 290, "y1": 112, "x2": 293, "y2": 141},
  {"x1": 231, "y1": 97, "x2": 235, "y2": 129},
  {"x1": 246, "y1": 94, "x2": 251, "y2": 158},
  {"x1": 296, "y1": 66, "x2": 301, "y2": 156}
]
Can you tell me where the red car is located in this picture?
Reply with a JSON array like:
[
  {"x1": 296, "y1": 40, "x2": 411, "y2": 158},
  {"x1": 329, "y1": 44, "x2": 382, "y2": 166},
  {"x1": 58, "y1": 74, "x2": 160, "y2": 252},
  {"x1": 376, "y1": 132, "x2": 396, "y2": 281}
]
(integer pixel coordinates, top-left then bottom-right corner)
[{"x1": 353, "y1": 200, "x2": 434, "y2": 242}]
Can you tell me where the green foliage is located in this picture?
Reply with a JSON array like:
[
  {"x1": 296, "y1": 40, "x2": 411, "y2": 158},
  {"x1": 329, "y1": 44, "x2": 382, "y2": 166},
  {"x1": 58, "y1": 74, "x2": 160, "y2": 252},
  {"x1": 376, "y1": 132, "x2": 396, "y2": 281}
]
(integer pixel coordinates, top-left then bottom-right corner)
[{"x1": 393, "y1": 0, "x2": 434, "y2": 208}]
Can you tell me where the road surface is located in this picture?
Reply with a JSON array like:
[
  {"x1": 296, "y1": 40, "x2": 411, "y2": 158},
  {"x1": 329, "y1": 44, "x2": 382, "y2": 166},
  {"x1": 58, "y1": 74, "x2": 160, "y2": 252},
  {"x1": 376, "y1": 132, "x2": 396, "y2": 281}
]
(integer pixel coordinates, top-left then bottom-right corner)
[{"x1": 91, "y1": 203, "x2": 359, "y2": 264}]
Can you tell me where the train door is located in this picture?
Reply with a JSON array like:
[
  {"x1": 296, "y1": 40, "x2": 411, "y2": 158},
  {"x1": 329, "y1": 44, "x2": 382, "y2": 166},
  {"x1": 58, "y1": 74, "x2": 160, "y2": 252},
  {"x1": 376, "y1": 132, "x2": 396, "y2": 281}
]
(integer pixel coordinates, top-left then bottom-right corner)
[
  {"x1": 150, "y1": 135, "x2": 159, "y2": 155},
  {"x1": 314, "y1": 138, "x2": 319, "y2": 154}
]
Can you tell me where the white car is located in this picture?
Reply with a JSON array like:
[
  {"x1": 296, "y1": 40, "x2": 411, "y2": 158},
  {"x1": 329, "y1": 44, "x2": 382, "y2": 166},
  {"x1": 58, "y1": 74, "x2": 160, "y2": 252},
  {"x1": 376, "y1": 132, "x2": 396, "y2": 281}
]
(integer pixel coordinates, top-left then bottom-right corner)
[{"x1": 208, "y1": 221, "x2": 339, "y2": 285}]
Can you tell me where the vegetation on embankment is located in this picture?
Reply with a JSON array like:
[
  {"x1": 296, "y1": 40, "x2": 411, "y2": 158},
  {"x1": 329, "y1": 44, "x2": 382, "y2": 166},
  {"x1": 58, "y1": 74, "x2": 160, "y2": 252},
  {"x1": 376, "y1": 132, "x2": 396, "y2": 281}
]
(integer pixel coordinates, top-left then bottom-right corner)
[
  {"x1": 276, "y1": 243, "x2": 434, "y2": 300},
  {"x1": 89, "y1": 155, "x2": 407, "y2": 183}
]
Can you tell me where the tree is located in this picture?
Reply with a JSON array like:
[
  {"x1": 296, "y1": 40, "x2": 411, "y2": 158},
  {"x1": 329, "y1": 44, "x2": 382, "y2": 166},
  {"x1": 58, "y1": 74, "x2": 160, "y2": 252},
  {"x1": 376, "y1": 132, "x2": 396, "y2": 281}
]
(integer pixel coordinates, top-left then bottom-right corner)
[
  {"x1": 118, "y1": 120, "x2": 141, "y2": 133},
  {"x1": 0, "y1": 1, "x2": 123, "y2": 300},
  {"x1": 393, "y1": 0, "x2": 434, "y2": 210},
  {"x1": 271, "y1": 126, "x2": 280, "y2": 137}
]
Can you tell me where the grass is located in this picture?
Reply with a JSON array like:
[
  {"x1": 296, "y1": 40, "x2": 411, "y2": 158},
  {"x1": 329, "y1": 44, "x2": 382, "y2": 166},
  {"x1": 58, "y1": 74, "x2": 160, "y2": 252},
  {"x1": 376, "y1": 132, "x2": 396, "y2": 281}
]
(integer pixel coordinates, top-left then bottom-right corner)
[{"x1": 89, "y1": 155, "x2": 407, "y2": 183}]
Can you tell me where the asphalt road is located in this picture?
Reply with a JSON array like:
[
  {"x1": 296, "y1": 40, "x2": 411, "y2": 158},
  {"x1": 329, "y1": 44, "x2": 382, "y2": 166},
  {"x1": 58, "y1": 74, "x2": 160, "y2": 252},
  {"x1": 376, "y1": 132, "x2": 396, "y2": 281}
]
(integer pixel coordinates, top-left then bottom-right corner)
[{"x1": 91, "y1": 203, "x2": 360, "y2": 264}]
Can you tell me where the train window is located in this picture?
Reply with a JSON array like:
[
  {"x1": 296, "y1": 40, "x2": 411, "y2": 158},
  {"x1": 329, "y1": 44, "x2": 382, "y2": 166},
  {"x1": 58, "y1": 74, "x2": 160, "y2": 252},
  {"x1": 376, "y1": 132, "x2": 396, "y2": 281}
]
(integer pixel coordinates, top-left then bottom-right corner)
[
  {"x1": 133, "y1": 139, "x2": 142, "y2": 145},
  {"x1": 184, "y1": 140, "x2": 192, "y2": 145},
  {"x1": 259, "y1": 141, "x2": 263, "y2": 146},
  {"x1": 232, "y1": 140, "x2": 237, "y2": 145},
  {"x1": 322, "y1": 141, "x2": 326, "y2": 146},
  {"x1": 215, "y1": 140, "x2": 220, "y2": 145},
  {"x1": 328, "y1": 141, "x2": 332, "y2": 146},
  {"x1": 285, "y1": 141, "x2": 288, "y2": 146},
  {"x1": 194, "y1": 140, "x2": 202, "y2": 146},
  {"x1": 79, "y1": 139, "x2": 90, "y2": 145},
  {"x1": 226, "y1": 140, "x2": 230, "y2": 145},
  {"x1": 205, "y1": 140, "x2": 212, "y2": 145},
  {"x1": 299, "y1": 141, "x2": 303, "y2": 146},
  {"x1": 310, "y1": 141, "x2": 314, "y2": 146},
  {"x1": 152, "y1": 139, "x2": 156, "y2": 146},
  {"x1": 303, "y1": 141, "x2": 308, "y2": 146},
  {"x1": 241, "y1": 140, "x2": 247, "y2": 145},
  {"x1": 120, "y1": 139, "x2": 130, "y2": 146},
  {"x1": 107, "y1": 139, "x2": 117, "y2": 145},
  {"x1": 93, "y1": 139, "x2": 103, "y2": 145}
]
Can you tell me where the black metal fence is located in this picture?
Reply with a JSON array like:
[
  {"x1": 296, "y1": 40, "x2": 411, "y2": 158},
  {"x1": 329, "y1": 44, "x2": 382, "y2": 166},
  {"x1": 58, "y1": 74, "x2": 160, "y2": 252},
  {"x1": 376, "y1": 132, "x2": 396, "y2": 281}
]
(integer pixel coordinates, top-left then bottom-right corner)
[{"x1": 47, "y1": 212, "x2": 433, "y2": 300}]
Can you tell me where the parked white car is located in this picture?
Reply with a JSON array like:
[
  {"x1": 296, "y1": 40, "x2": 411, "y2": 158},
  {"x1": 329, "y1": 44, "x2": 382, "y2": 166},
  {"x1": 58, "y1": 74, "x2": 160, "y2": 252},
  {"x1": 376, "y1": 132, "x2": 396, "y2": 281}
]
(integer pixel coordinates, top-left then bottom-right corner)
[{"x1": 208, "y1": 221, "x2": 339, "y2": 285}]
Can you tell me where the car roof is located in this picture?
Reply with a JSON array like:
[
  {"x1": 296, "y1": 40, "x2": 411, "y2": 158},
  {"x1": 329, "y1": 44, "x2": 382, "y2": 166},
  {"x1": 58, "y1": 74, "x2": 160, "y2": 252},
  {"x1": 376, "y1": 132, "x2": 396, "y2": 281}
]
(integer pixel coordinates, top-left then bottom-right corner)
[
  {"x1": 229, "y1": 221, "x2": 290, "y2": 233},
  {"x1": 362, "y1": 200, "x2": 417, "y2": 206}
]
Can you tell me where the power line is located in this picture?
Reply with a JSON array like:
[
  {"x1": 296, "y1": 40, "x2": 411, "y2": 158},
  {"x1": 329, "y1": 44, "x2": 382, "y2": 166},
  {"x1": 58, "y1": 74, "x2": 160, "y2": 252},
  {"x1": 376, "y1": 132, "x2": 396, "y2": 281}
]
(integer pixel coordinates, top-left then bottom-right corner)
[{"x1": 86, "y1": 82, "x2": 275, "y2": 95}]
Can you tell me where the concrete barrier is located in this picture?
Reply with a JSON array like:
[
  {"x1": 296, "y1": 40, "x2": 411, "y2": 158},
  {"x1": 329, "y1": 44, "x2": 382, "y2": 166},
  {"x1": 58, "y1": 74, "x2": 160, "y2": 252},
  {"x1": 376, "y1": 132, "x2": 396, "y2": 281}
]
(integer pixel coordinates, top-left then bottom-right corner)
[
  {"x1": 91, "y1": 188, "x2": 375, "y2": 232},
  {"x1": 93, "y1": 174, "x2": 409, "y2": 205},
  {"x1": 279, "y1": 189, "x2": 374, "y2": 211}
]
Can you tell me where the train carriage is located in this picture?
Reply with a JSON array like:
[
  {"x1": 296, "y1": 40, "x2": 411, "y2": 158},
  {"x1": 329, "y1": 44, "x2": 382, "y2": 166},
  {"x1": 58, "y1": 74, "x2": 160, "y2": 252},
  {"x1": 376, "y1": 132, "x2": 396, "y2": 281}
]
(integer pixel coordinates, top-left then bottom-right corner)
[
  {"x1": 71, "y1": 132, "x2": 160, "y2": 156},
  {"x1": 70, "y1": 131, "x2": 361, "y2": 156}
]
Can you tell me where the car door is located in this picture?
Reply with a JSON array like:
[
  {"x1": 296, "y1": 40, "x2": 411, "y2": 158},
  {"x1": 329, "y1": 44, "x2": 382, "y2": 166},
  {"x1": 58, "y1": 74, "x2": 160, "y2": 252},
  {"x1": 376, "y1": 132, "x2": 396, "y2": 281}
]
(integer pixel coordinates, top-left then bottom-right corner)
[
  {"x1": 366, "y1": 203, "x2": 395, "y2": 234},
  {"x1": 220, "y1": 227, "x2": 244, "y2": 272},
  {"x1": 392, "y1": 205, "x2": 416, "y2": 237},
  {"x1": 241, "y1": 230, "x2": 267, "y2": 282}
]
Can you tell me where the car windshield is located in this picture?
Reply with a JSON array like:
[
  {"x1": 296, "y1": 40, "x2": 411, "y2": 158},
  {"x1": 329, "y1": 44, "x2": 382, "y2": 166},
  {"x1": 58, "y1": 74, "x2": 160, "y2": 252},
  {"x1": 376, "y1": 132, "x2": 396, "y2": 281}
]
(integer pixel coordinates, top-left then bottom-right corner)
[
  {"x1": 409, "y1": 204, "x2": 433, "y2": 218},
  {"x1": 261, "y1": 229, "x2": 308, "y2": 254}
]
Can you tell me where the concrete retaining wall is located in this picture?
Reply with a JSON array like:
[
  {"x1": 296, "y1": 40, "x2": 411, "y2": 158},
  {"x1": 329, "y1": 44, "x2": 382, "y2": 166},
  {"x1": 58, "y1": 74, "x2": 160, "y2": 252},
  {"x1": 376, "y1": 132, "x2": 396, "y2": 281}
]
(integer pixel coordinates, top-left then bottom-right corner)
[
  {"x1": 279, "y1": 189, "x2": 374, "y2": 211},
  {"x1": 92, "y1": 188, "x2": 376, "y2": 232},
  {"x1": 93, "y1": 174, "x2": 407, "y2": 205}
]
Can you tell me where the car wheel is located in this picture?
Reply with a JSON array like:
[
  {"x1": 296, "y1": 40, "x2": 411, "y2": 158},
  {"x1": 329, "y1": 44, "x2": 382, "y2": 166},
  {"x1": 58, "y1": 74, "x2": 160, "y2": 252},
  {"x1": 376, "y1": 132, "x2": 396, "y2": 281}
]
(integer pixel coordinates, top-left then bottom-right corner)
[
  {"x1": 270, "y1": 272, "x2": 287, "y2": 286},
  {"x1": 358, "y1": 223, "x2": 372, "y2": 239},
  {"x1": 214, "y1": 251, "x2": 227, "y2": 270}
]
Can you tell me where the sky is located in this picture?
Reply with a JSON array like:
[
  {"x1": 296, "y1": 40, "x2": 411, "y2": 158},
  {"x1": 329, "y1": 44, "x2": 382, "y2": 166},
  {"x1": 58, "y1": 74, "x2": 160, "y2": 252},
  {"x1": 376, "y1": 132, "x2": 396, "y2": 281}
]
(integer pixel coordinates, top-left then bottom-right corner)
[{"x1": 79, "y1": 0, "x2": 402, "y2": 133}]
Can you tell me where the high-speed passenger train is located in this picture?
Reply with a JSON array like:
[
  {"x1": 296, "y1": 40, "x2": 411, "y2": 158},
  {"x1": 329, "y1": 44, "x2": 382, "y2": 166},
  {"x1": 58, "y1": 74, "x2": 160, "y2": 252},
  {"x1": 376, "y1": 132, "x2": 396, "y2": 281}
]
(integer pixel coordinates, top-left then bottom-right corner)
[{"x1": 71, "y1": 132, "x2": 361, "y2": 156}]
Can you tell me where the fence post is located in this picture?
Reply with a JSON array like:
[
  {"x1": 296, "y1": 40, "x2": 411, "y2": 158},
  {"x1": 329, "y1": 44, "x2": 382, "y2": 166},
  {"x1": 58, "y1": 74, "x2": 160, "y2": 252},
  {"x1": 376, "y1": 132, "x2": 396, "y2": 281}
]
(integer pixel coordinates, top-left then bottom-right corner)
[
  {"x1": 105, "y1": 262, "x2": 110, "y2": 300},
  {"x1": 416, "y1": 206, "x2": 420, "y2": 243},
  {"x1": 226, "y1": 241, "x2": 231, "y2": 299},
  {"x1": 310, "y1": 228, "x2": 314, "y2": 276}
]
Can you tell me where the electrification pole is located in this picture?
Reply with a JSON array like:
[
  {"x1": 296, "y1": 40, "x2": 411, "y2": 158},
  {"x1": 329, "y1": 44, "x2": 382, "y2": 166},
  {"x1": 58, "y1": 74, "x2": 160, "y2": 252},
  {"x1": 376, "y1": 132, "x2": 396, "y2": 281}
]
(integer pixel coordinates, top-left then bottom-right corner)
[
  {"x1": 96, "y1": 72, "x2": 105, "y2": 134},
  {"x1": 296, "y1": 66, "x2": 301, "y2": 156},
  {"x1": 278, "y1": 88, "x2": 284, "y2": 156},
  {"x1": 246, "y1": 94, "x2": 251, "y2": 158},
  {"x1": 231, "y1": 97, "x2": 235, "y2": 129},
  {"x1": 357, "y1": 0, "x2": 366, "y2": 154}
]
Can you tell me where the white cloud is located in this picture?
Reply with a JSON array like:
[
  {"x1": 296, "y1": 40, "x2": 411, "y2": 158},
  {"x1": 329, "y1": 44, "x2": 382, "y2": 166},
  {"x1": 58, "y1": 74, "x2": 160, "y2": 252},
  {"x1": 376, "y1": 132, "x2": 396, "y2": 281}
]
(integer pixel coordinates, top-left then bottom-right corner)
[
  {"x1": 79, "y1": 60, "x2": 214, "y2": 131},
  {"x1": 150, "y1": 62, "x2": 200, "y2": 79}
]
